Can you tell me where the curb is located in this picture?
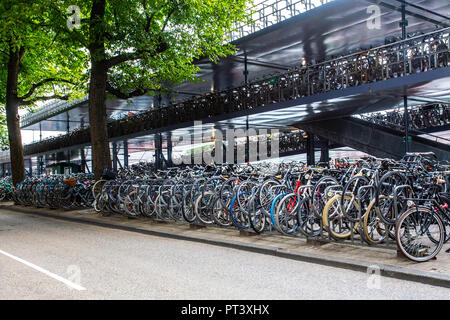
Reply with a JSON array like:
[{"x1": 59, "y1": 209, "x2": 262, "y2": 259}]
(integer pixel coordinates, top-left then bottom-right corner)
[{"x1": 2, "y1": 204, "x2": 450, "y2": 289}]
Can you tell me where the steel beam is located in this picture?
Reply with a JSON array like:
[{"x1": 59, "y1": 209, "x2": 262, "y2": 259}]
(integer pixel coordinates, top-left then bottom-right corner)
[
  {"x1": 369, "y1": 0, "x2": 449, "y2": 28},
  {"x1": 392, "y1": 0, "x2": 450, "y2": 21},
  {"x1": 231, "y1": 56, "x2": 290, "y2": 71}
]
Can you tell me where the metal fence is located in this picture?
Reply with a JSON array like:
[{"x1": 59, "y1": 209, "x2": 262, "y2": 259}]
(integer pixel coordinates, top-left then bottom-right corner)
[
  {"x1": 229, "y1": 0, "x2": 334, "y2": 41},
  {"x1": 359, "y1": 104, "x2": 450, "y2": 131},
  {"x1": 20, "y1": 96, "x2": 88, "y2": 128}
]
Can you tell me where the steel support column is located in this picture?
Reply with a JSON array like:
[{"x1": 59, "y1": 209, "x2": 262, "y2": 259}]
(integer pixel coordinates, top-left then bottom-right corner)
[
  {"x1": 167, "y1": 133, "x2": 173, "y2": 167},
  {"x1": 66, "y1": 113, "x2": 70, "y2": 134},
  {"x1": 401, "y1": 1, "x2": 409, "y2": 154},
  {"x1": 28, "y1": 159, "x2": 32, "y2": 176},
  {"x1": 80, "y1": 148, "x2": 86, "y2": 173},
  {"x1": 112, "y1": 142, "x2": 118, "y2": 172},
  {"x1": 245, "y1": 54, "x2": 250, "y2": 163},
  {"x1": 159, "y1": 133, "x2": 164, "y2": 169},
  {"x1": 123, "y1": 140, "x2": 129, "y2": 167},
  {"x1": 246, "y1": 117, "x2": 250, "y2": 163},
  {"x1": 319, "y1": 137, "x2": 330, "y2": 165},
  {"x1": 155, "y1": 133, "x2": 163, "y2": 170},
  {"x1": 37, "y1": 156, "x2": 42, "y2": 175},
  {"x1": 244, "y1": 53, "x2": 248, "y2": 84},
  {"x1": 306, "y1": 133, "x2": 315, "y2": 165},
  {"x1": 404, "y1": 95, "x2": 409, "y2": 153}
]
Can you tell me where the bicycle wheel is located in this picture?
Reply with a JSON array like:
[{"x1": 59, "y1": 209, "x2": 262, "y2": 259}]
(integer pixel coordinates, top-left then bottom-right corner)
[
  {"x1": 312, "y1": 176, "x2": 339, "y2": 218},
  {"x1": 248, "y1": 195, "x2": 267, "y2": 234},
  {"x1": 182, "y1": 186, "x2": 196, "y2": 223},
  {"x1": 219, "y1": 177, "x2": 238, "y2": 209},
  {"x1": 297, "y1": 196, "x2": 321, "y2": 237},
  {"x1": 395, "y1": 206, "x2": 445, "y2": 262},
  {"x1": 376, "y1": 171, "x2": 407, "y2": 225},
  {"x1": 269, "y1": 193, "x2": 288, "y2": 229},
  {"x1": 169, "y1": 181, "x2": 184, "y2": 221},
  {"x1": 212, "y1": 196, "x2": 232, "y2": 227},
  {"x1": 194, "y1": 191, "x2": 215, "y2": 225},
  {"x1": 154, "y1": 192, "x2": 171, "y2": 220},
  {"x1": 123, "y1": 190, "x2": 139, "y2": 216},
  {"x1": 229, "y1": 193, "x2": 250, "y2": 229},
  {"x1": 259, "y1": 179, "x2": 283, "y2": 215},
  {"x1": 362, "y1": 196, "x2": 391, "y2": 245},
  {"x1": 322, "y1": 194, "x2": 359, "y2": 240},
  {"x1": 275, "y1": 193, "x2": 300, "y2": 235},
  {"x1": 341, "y1": 175, "x2": 370, "y2": 223},
  {"x1": 92, "y1": 179, "x2": 106, "y2": 198}
]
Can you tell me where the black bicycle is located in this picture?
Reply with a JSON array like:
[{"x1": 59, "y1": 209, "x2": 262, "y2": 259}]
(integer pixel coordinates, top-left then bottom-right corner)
[{"x1": 395, "y1": 192, "x2": 450, "y2": 262}]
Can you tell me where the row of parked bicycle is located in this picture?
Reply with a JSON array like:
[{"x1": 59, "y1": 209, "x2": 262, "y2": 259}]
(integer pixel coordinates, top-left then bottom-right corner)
[
  {"x1": 3, "y1": 152, "x2": 450, "y2": 262},
  {"x1": 13, "y1": 174, "x2": 95, "y2": 209},
  {"x1": 360, "y1": 103, "x2": 450, "y2": 131},
  {"x1": 89, "y1": 153, "x2": 450, "y2": 262}
]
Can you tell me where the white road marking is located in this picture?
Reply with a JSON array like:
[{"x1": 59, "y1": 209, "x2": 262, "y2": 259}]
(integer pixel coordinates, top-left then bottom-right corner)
[{"x1": 0, "y1": 249, "x2": 86, "y2": 291}]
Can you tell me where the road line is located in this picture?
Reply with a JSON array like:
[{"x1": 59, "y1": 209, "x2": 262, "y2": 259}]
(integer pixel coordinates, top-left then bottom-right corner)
[{"x1": 0, "y1": 249, "x2": 86, "y2": 291}]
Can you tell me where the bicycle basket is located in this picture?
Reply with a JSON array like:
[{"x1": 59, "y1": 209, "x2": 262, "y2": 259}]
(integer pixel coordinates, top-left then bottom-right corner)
[{"x1": 63, "y1": 178, "x2": 77, "y2": 187}]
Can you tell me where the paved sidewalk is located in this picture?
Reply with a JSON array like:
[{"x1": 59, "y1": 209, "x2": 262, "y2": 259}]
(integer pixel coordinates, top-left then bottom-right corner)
[{"x1": 1, "y1": 202, "x2": 450, "y2": 288}]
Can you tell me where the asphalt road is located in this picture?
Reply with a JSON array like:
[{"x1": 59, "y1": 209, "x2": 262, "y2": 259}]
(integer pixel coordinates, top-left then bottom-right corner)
[{"x1": 0, "y1": 209, "x2": 449, "y2": 300}]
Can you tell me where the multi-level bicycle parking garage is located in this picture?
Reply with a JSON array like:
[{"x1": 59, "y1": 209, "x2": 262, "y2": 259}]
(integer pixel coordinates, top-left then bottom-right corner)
[
  {"x1": 1, "y1": 0, "x2": 450, "y2": 265},
  {"x1": 0, "y1": 0, "x2": 447, "y2": 174}
]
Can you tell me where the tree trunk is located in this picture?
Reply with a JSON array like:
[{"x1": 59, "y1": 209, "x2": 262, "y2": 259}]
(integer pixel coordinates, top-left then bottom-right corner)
[
  {"x1": 6, "y1": 45, "x2": 25, "y2": 186},
  {"x1": 88, "y1": 0, "x2": 111, "y2": 180},
  {"x1": 88, "y1": 60, "x2": 111, "y2": 180}
]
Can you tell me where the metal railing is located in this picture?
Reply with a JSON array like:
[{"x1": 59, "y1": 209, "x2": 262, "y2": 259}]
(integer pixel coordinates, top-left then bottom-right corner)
[
  {"x1": 20, "y1": 96, "x2": 88, "y2": 128},
  {"x1": 359, "y1": 103, "x2": 450, "y2": 130},
  {"x1": 229, "y1": 0, "x2": 334, "y2": 41},
  {"x1": 358, "y1": 103, "x2": 450, "y2": 143}
]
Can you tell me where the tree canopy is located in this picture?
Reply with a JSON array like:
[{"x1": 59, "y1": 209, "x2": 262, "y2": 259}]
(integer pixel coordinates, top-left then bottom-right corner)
[
  {"x1": 0, "y1": 0, "x2": 88, "y2": 147},
  {"x1": 53, "y1": 0, "x2": 251, "y2": 97},
  {"x1": 0, "y1": 0, "x2": 252, "y2": 181}
]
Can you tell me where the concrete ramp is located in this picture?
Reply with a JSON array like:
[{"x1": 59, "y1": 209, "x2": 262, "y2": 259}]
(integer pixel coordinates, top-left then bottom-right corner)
[{"x1": 297, "y1": 117, "x2": 450, "y2": 161}]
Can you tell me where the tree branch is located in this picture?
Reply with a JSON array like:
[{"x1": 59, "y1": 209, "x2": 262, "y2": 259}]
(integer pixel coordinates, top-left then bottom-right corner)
[
  {"x1": 106, "y1": 35, "x2": 169, "y2": 68},
  {"x1": 18, "y1": 46, "x2": 26, "y2": 62},
  {"x1": 105, "y1": 52, "x2": 144, "y2": 68},
  {"x1": 144, "y1": 0, "x2": 172, "y2": 33},
  {"x1": 19, "y1": 95, "x2": 70, "y2": 106},
  {"x1": 18, "y1": 78, "x2": 74, "y2": 100},
  {"x1": 106, "y1": 82, "x2": 148, "y2": 99},
  {"x1": 161, "y1": 6, "x2": 176, "y2": 33}
]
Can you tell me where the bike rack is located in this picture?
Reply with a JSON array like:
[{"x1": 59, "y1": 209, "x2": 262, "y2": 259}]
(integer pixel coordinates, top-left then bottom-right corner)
[{"x1": 393, "y1": 184, "x2": 415, "y2": 221}]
